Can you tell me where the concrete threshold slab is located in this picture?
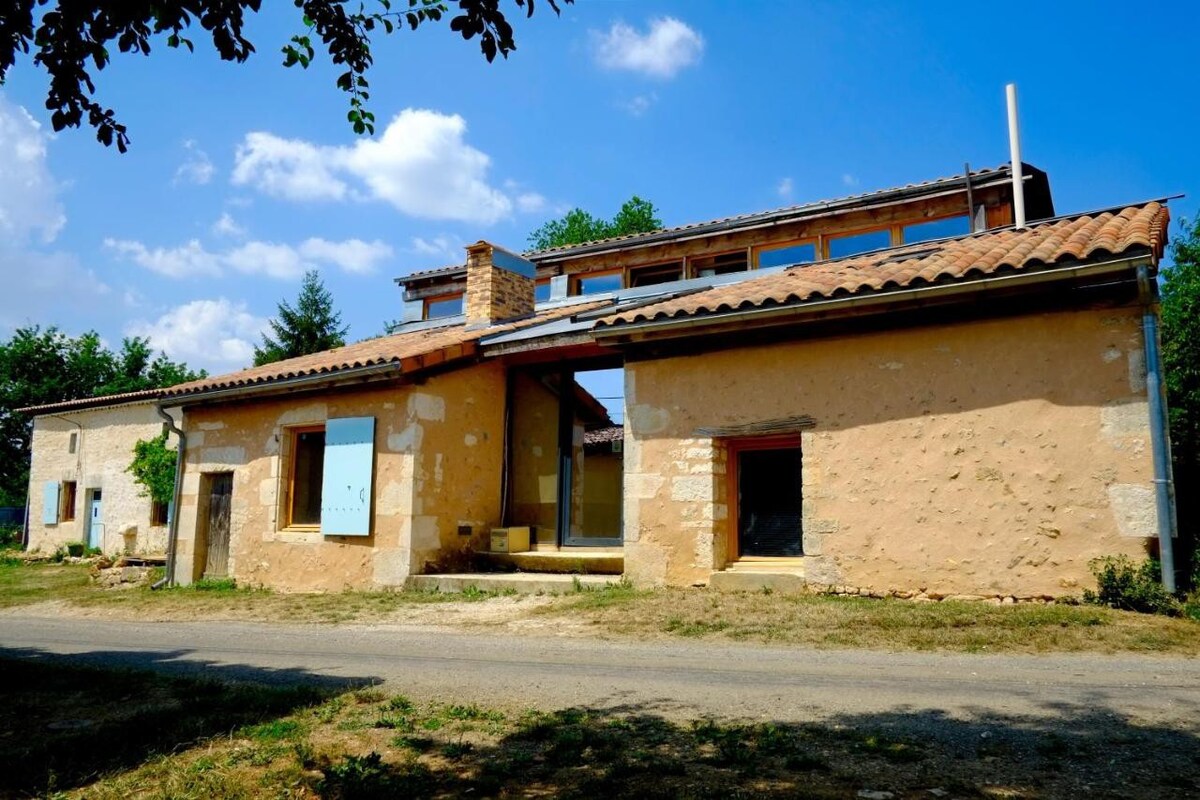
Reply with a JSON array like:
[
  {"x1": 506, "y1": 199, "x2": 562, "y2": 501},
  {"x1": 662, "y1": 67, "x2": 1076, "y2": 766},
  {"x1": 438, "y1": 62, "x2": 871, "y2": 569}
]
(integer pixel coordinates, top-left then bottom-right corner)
[
  {"x1": 483, "y1": 550, "x2": 624, "y2": 575},
  {"x1": 408, "y1": 573, "x2": 620, "y2": 595},
  {"x1": 709, "y1": 571, "x2": 808, "y2": 593}
]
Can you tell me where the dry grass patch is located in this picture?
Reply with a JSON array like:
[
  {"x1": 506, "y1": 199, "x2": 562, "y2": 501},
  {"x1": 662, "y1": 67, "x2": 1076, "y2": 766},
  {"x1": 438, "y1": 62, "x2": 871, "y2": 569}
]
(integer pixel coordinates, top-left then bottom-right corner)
[{"x1": 543, "y1": 585, "x2": 1200, "y2": 654}]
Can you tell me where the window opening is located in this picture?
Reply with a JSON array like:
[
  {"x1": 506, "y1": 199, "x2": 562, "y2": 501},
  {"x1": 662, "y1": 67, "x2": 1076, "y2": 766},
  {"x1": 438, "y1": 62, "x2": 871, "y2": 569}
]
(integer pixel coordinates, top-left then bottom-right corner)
[
  {"x1": 60, "y1": 481, "x2": 77, "y2": 522},
  {"x1": 424, "y1": 294, "x2": 464, "y2": 319},
  {"x1": 756, "y1": 242, "x2": 817, "y2": 269},
  {"x1": 628, "y1": 261, "x2": 683, "y2": 287},
  {"x1": 575, "y1": 271, "x2": 623, "y2": 296},
  {"x1": 68, "y1": 432, "x2": 77, "y2": 454},
  {"x1": 902, "y1": 215, "x2": 971, "y2": 244},
  {"x1": 692, "y1": 251, "x2": 749, "y2": 277},
  {"x1": 828, "y1": 229, "x2": 891, "y2": 259},
  {"x1": 150, "y1": 500, "x2": 170, "y2": 526},
  {"x1": 288, "y1": 427, "x2": 326, "y2": 526}
]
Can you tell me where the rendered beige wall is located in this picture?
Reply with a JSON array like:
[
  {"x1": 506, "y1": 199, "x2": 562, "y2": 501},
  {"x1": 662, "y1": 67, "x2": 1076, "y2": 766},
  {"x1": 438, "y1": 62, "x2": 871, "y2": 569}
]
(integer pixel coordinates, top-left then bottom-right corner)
[
  {"x1": 623, "y1": 306, "x2": 1157, "y2": 597},
  {"x1": 172, "y1": 363, "x2": 506, "y2": 591},
  {"x1": 26, "y1": 404, "x2": 175, "y2": 555}
]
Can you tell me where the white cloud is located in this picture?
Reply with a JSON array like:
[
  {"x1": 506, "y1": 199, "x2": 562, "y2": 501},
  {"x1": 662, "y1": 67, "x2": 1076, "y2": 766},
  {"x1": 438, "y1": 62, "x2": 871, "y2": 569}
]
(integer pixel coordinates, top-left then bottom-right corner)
[
  {"x1": 842, "y1": 173, "x2": 860, "y2": 188},
  {"x1": 591, "y1": 17, "x2": 704, "y2": 79},
  {"x1": 299, "y1": 237, "x2": 393, "y2": 275},
  {"x1": 232, "y1": 131, "x2": 348, "y2": 202},
  {"x1": 212, "y1": 212, "x2": 247, "y2": 238},
  {"x1": 0, "y1": 95, "x2": 65, "y2": 244},
  {"x1": 622, "y1": 93, "x2": 657, "y2": 116},
  {"x1": 410, "y1": 236, "x2": 462, "y2": 263},
  {"x1": 231, "y1": 109, "x2": 521, "y2": 224},
  {"x1": 777, "y1": 177, "x2": 794, "y2": 200},
  {"x1": 127, "y1": 298, "x2": 268, "y2": 371},
  {"x1": 515, "y1": 192, "x2": 547, "y2": 214},
  {"x1": 174, "y1": 139, "x2": 214, "y2": 185},
  {"x1": 103, "y1": 238, "x2": 222, "y2": 279},
  {"x1": 105, "y1": 235, "x2": 393, "y2": 279}
]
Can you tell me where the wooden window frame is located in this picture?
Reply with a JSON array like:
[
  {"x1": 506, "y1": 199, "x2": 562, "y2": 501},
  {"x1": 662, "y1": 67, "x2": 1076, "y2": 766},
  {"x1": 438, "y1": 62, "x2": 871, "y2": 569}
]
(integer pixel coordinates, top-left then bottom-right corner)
[
  {"x1": 753, "y1": 238, "x2": 819, "y2": 269},
  {"x1": 724, "y1": 434, "x2": 804, "y2": 564},
  {"x1": 60, "y1": 480, "x2": 77, "y2": 523},
  {"x1": 284, "y1": 423, "x2": 326, "y2": 531},
  {"x1": 689, "y1": 250, "x2": 750, "y2": 278},
  {"x1": 423, "y1": 292, "x2": 464, "y2": 320},
  {"x1": 627, "y1": 259, "x2": 685, "y2": 288}
]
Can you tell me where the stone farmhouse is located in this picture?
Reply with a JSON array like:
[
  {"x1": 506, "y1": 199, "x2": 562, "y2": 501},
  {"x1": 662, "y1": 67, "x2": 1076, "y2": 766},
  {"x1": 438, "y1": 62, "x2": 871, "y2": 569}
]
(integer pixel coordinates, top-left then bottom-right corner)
[{"x1": 22, "y1": 164, "x2": 1179, "y2": 598}]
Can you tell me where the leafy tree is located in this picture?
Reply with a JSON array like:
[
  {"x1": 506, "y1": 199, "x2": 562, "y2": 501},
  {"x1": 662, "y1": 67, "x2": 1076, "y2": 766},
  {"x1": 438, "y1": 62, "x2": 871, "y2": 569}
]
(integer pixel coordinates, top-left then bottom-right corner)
[
  {"x1": 0, "y1": 0, "x2": 570, "y2": 152},
  {"x1": 527, "y1": 195, "x2": 664, "y2": 251},
  {"x1": 255, "y1": 270, "x2": 349, "y2": 366},
  {"x1": 127, "y1": 433, "x2": 177, "y2": 506},
  {"x1": 0, "y1": 326, "x2": 203, "y2": 507},
  {"x1": 1162, "y1": 216, "x2": 1200, "y2": 582}
]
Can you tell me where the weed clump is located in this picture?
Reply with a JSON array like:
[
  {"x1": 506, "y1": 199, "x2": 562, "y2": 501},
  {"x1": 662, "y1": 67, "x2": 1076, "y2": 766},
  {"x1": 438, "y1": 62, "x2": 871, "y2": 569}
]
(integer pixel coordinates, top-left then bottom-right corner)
[{"x1": 1084, "y1": 556, "x2": 1181, "y2": 616}]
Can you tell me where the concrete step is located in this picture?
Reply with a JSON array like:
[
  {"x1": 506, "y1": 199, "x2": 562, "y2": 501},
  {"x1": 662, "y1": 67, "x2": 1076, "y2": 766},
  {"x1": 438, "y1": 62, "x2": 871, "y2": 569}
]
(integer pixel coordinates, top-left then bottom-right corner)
[
  {"x1": 482, "y1": 550, "x2": 624, "y2": 575},
  {"x1": 407, "y1": 572, "x2": 620, "y2": 595}
]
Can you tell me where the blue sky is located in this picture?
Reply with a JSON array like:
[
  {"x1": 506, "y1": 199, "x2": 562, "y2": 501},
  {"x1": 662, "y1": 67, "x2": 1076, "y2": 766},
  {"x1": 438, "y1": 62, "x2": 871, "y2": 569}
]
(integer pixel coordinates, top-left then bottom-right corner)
[{"x1": 1, "y1": 0, "x2": 1197, "y2": 376}]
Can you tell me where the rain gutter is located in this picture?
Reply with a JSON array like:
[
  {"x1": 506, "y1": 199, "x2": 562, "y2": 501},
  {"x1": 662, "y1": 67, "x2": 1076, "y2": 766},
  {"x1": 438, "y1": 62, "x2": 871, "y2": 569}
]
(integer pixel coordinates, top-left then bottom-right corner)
[{"x1": 1137, "y1": 264, "x2": 1178, "y2": 592}]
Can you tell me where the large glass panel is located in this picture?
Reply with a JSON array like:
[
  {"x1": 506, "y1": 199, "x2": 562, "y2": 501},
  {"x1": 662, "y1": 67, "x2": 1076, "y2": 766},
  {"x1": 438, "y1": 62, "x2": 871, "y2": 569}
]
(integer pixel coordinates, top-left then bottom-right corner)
[
  {"x1": 757, "y1": 242, "x2": 816, "y2": 268},
  {"x1": 425, "y1": 294, "x2": 463, "y2": 319},
  {"x1": 829, "y1": 229, "x2": 892, "y2": 259},
  {"x1": 534, "y1": 280, "x2": 553, "y2": 303},
  {"x1": 629, "y1": 261, "x2": 683, "y2": 287},
  {"x1": 903, "y1": 215, "x2": 971, "y2": 243},
  {"x1": 576, "y1": 272, "x2": 623, "y2": 295}
]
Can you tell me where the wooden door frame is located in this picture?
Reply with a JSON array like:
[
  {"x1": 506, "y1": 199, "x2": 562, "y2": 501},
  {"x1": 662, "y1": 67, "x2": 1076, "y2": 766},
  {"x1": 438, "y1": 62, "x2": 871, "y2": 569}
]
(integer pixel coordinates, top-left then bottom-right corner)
[
  {"x1": 195, "y1": 471, "x2": 234, "y2": 581},
  {"x1": 724, "y1": 434, "x2": 804, "y2": 564}
]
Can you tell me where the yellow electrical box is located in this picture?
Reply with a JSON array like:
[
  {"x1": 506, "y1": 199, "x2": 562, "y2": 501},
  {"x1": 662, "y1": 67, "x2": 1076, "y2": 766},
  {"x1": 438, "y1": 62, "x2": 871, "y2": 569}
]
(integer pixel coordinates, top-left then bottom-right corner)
[{"x1": 490, "y1": 526, "x2": 531, "y2": 553}]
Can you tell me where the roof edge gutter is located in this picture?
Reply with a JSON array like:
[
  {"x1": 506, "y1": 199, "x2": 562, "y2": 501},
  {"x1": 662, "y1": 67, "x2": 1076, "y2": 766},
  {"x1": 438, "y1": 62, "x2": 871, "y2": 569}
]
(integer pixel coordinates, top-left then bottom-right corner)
[
  {"x1": 159, "y1": 360, "x2": 422, "y2": 409},
  {"x1": 595, "y1": 255, "x2": 1151, "y2": 343}
]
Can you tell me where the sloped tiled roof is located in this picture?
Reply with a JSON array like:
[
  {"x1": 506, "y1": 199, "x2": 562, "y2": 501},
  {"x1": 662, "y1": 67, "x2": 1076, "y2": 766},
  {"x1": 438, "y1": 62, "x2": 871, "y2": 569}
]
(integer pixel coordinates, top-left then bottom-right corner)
[
  {"x1": 163, "y1": 303, "x2": 601, "y2": 401},
  {"x1": 18, "y1": 388, "x2": 165, "y2": 416},
  {"x1": 396, "y1": 165, "x2": 1029, "y2": 285},
  {"x1": 597, "y1": 202, "x2": 1169, "y2": 329}
]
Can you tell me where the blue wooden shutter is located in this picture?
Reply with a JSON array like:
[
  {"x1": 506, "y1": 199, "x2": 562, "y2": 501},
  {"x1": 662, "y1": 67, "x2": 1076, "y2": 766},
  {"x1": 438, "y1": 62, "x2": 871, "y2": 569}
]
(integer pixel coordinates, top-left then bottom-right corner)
[
  {"x1": 43, "y1": 481, "x2": 60, "y2": 525},
  {"x1": 320, "y1": 417, "x2": 376, "y2": 536}
]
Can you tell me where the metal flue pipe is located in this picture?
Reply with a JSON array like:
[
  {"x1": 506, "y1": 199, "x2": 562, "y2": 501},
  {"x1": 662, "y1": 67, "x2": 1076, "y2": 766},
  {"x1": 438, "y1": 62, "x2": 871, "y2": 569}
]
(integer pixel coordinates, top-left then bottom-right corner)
[{"x1": 1006, "y1": 83, "x2": 1026, "y2": 228}]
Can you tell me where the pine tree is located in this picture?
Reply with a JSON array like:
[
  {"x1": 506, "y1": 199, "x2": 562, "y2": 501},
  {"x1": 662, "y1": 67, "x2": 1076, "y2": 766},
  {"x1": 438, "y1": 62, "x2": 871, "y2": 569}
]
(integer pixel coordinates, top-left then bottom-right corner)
[{"x1": 254, "y1": 271, "x2": 349, "y2": 367}]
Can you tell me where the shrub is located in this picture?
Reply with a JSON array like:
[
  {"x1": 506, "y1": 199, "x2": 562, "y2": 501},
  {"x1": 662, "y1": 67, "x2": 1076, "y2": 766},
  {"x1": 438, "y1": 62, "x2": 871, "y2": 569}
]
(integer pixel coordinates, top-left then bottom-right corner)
[
  {"x1": 0, "y1": 523, "x2": 21, "y2": 549},
  {"x1": 65, "y1": 541, "x2": 86, "y2": 558},
  {"x1": 1083, "y1": 556, "x2": 1181, "y2": 616}
]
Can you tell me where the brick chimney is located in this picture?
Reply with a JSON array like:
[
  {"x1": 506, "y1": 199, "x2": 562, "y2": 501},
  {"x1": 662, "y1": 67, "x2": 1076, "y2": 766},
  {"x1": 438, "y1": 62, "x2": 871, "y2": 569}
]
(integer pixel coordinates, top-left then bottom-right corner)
[{"x1": 464, "y1": 241, "x2": 536, "y2": 326}]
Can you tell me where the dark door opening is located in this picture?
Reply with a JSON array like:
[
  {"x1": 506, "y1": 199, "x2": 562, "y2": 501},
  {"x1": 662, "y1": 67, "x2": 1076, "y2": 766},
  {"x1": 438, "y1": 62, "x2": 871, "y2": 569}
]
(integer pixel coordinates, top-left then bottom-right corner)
[{"x1": 737, "y1": 447, "x2": 802, "y2": 557}]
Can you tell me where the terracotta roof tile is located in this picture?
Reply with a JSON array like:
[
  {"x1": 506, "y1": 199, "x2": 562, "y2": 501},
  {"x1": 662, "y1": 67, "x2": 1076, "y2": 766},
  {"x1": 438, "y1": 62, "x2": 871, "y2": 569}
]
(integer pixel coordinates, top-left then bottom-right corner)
[
  {"x1": 18, "y1": 388, "x2": 164, "y2": 416},
  {"x1": 597, "y1": 203, "x2": 1169, "y2": 329},
  {"x1": 163, "y1": 303, "x2": 602, "y2": 401}
]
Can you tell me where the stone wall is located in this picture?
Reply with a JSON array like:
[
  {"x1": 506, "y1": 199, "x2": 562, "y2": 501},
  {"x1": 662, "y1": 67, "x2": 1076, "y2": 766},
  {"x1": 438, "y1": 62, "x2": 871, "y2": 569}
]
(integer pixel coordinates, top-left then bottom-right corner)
[
  {"x1": 465, "y1": 242, "x2": 535, "y2": 326},
  {"x1": 172, "y1": 362, "x2": 506, "y2": 590},
  {"x1": 623, "y1": 306, "x2": 1157, "y2": 596},
  {"x1": 26, "y1": 403, "x2": 176, "y2": 555}
]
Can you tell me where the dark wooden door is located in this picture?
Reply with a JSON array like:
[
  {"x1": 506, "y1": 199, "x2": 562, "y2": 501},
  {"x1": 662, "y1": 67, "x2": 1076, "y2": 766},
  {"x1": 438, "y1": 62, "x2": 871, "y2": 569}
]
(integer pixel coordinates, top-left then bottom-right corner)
[
  {"x1": 738, "y1": 447, "x2": 803, "y2": 557},
  {"x1": 203, "y1": 472, "x2": 233, "y2": 578}
]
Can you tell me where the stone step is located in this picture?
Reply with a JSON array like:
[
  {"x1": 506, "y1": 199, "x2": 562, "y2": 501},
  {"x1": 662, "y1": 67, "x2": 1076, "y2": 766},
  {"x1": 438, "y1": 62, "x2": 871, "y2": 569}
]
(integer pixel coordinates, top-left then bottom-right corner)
[
  {"x1": 709, "y1": 570, "x2": 808, "y2": 593},
  {"x1": 408, "y1": 573, "x2": 620, "y2": 595},
  {"x1": 482, "y1": 550, "x2": 624, "y2": 575}
]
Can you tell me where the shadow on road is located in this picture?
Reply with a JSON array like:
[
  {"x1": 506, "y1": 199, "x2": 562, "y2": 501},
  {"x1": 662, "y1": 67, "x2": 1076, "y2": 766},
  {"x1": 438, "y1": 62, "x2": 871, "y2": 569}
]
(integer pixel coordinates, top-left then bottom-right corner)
[
  {"x1": 0, "y1": 645, "x2": 377, "y2": 797},
  {"x1": 2, "y1": 646, "x2": 1197, "y2": 799}
]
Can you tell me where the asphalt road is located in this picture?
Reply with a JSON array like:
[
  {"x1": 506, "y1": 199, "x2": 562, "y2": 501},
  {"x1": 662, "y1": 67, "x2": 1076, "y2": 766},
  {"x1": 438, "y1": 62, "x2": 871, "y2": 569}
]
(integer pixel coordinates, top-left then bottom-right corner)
[{"x1": 2, "y1": 613, "x2": 1197, "y2": 743}]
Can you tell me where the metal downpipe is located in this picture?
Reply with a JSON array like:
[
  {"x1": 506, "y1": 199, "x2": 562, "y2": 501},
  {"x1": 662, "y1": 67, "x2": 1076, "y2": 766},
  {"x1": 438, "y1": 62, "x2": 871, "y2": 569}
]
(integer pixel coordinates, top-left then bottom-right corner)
[
  {"x1": 151, "y1": 403, "x2": 187, "y2": 590},
  {"x1": 1138, "y1": 264, "x2": 1178, "y2": 593}
]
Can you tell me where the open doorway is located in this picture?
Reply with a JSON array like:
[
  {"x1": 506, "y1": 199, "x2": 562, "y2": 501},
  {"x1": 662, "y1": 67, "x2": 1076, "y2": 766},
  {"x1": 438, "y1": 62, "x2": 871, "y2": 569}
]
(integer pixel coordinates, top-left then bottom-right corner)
[
  {"x1": 507, "y1": 365, "x2": 623, "y2": 548},
  {"x1": 732, "y1": 439, "x2": 803, "y2": 558}
]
